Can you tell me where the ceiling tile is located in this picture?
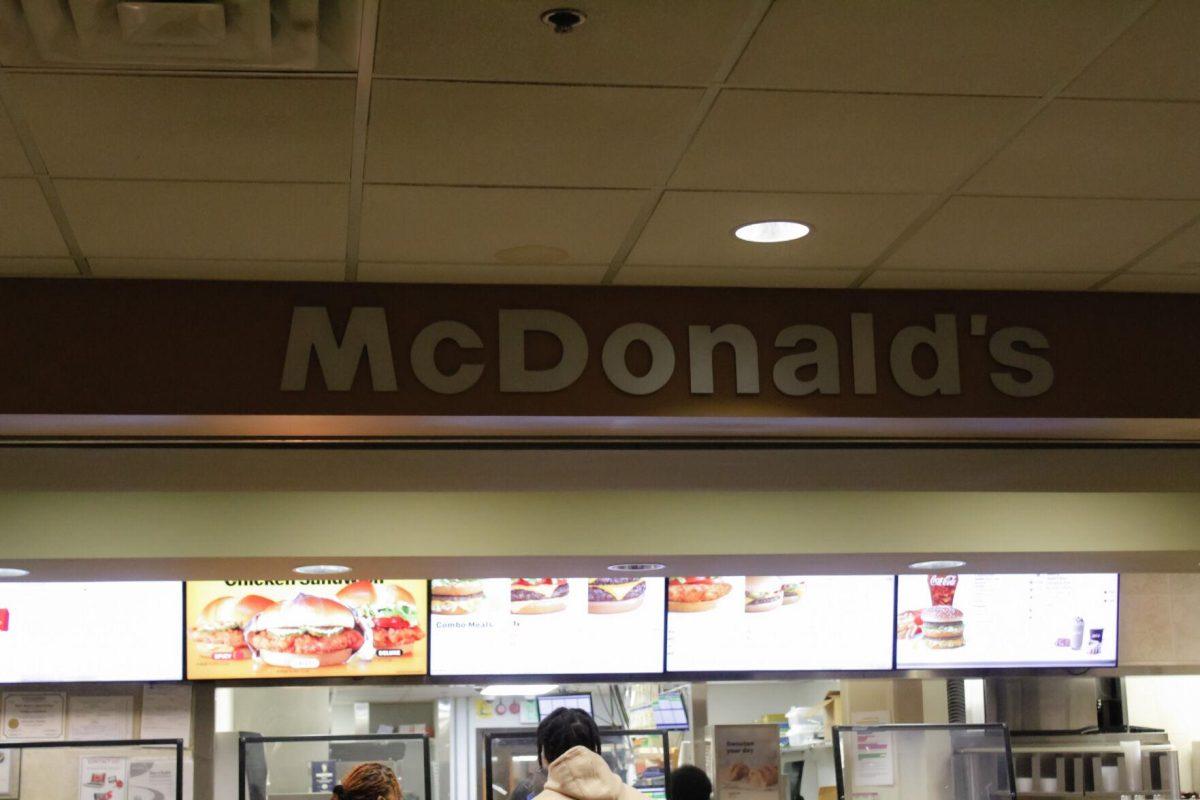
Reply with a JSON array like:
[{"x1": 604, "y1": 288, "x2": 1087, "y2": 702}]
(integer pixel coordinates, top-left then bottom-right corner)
[
  {"x1": 628, "y1": 191, "x2": 932, "y2": 267},
  {"x1": 360, "y1": 185, "x2": 647, "y2": 263},
  {"x1": 614, "y1": 265, "x2": 858, "y2": 288},
  {"x1": 862, "y1": 269, "x2": 1097, "y2": 291},
  {"x1": 0, "y1": 178, "x2": 68, "y2": 256},
  {"x1": 965, "y1": 100, "x2": 1200, "y2": 198},
  {"x1": 0, "y1": 258, "x2": 77, "y2": 277},
  {"x1": 5, "y1": 74, "x2": 355, "y2": 181},
  {"x1": 1067, "y1": 0, "x2": 1200, "y2": 100},
  {"x1": 0, "y1": 105, "x2": 30, "y2": 175},
  {"x1": 1130, "y1": 218, "x2": 1200, "y2": 271},
  {"x1": 732, "y1": 1, "x2": 1135, "y2": 95},
  {"x1": 358, "y1": 263, "x2": 607, "y2": 285},
  {"x1": 1103, "y1": 273, "x2": 1200, "y2": 293},
  {"x1": 672, "y1": 91, "x2": 1034, "y2": 192},
  {"x1": 374, "y1": 1, "x2": 751, "y2": 84},
  {"x1": 57, "y1": 180, "x2": 347, "y2": 260},
  {"x1": 89, "y1": 259, "x2": 344, "y2": 282},
  {"x1": 884, "y1": 197, "x2": 1200, "y2": 272},
  {"x1": 366, "y1": 81, "x2": 703, "y2": 187}
]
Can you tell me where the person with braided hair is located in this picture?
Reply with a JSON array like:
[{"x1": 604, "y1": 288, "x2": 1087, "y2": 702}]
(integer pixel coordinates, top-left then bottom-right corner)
[{"x1": 330, "y1": 762, "x2": 401, "y2": 800}]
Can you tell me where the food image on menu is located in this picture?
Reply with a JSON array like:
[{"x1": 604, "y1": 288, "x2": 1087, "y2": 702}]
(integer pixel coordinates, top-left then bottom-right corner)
[
  {"x1": 744, "y1": 576, "x2": 784, "y2": 613},
  {"x1": 244, "y1": 593, "x2": 367, "y2": 669},
  {"x1": 185, "y1": 579, "x2": 428, "y2": 679},
  {"x1": 189, "y1": 594, "x2": 273, "y2": 660},
  {"x1": 781, "y1": 580, "x2": 804, "y2": 605},
  {"x1": 336, "y1": 580, "x2": 426, "y2": 654},
  {"x1": 431, "y1": 579, "x2": 485, "y2": 615},
  {"x1": 511, "y1": 578, "x2": 569, "y2": 614},
  {"x1": 587, "y1": 577, "x2": 647, "y2": 613},
  {"x1": 921, "y1": 606, "x2": 965, "y2": 649},
  {"x1": 895, "y1": 573, "x2": 1119, "y2": 669},
  {"x1": 667, "y1": 576, "x2": 733, "y2": 612}
]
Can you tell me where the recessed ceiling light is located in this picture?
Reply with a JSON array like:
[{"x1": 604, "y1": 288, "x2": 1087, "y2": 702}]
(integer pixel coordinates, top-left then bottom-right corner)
[
  {"x1": 908, "y1": 560, "x2": 966, "y2": 571},
  {"x1": 293, "y1": 564, "x2": 352, "y2": 576},
  {"x1": 0, "y1": 567, "x2": 29, "y2": 578},
  {"x1": 734, "y1": 220, "x2": 811, "y2": 244},
  {"x1": 607, "y1": 563, "x2": 666, "y2": 573},
  {"x1": 480, "y1": 684, "x2": 559, "y2": 697}
]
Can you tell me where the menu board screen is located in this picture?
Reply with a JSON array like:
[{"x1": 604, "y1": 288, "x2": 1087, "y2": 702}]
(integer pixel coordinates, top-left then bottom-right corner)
[
  {"x1": 895, "y1": 573, "x2": 1119, "y2": 669},
  {"x1": 186, "y1": 579, "x2": 428, "y2": 680},
  {"x1": 0, "y1": 582, "x2": 183, "y2": 682},
  {"x1": 429, "y1": 578, "x2": 665, "y2": 676},
  {"x1": 666, "y1": 576, "x2": 896, "y2": 673}
]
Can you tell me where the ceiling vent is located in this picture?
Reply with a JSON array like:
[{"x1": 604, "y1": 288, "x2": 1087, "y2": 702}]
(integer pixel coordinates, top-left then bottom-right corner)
[{"x1": 1, "y1": 0, "x2": 362, "y2": 70}]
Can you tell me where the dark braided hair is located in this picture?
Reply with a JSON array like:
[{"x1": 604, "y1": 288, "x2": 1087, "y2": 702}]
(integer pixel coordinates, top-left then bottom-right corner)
[
  {"x1": 330, "y1": 762, "x2": 401, "y2": 800},
  {"x1": 537, "y1": 707, "x2": 602, "y2": 766}
]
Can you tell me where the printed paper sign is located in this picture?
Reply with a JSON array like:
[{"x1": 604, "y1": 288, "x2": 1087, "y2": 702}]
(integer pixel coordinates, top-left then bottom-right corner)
[{"x1": 713, "y1": 724, "x2": 782, "y2": 800}]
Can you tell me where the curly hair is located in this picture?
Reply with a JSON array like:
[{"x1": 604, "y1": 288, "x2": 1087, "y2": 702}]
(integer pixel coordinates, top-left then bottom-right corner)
[
  {"x1": 537, "y1": 707, "x2": 602, "y2": 766},
  {"x1": 330, "y1": 762, "x2": 401, "y2": 800}
]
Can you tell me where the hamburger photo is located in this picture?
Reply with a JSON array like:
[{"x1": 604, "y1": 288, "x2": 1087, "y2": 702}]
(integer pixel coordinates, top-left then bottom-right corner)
[
  {"x1": 336, "y1": 581, "x2": 426, "y2": 654},
  {"x1": 781, "y1": 580, "x2": 804, "y2": 605},
  {"x1": 430, "y1": 579, "x2": 486, "y2": 615},
  {"x1": 190, "y1": 594, "x2": 273, "y2": 660},
  {"x1": 511, "y1": 578, "x2": 569, "y2": 614},
  {"x1": 588, "y1": 577, "x2": 647, "y2": 614},
  {"x1": 668, "y1": 577, "x2": 733, "y2": 612},
  {"x1": 921, "y1": 605, "x2": 965, "y2": 649},
  {"x1": 744, "y1": 576, "x2": 784, "y2": 613},
  {"x1": 244, "y1": 593, "x2": 366, "y2": 669}
]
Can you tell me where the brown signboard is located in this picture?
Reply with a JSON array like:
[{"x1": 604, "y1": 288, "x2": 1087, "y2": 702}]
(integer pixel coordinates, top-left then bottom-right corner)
[{"x1": 2, "y1": 278, "x2": 1199, "y2": 439}]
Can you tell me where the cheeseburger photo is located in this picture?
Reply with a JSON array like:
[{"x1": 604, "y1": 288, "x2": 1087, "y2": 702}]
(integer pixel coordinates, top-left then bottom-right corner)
[
  {"x1": 922, "y1": 605, "x2": 965, "y2": 649},
  {"x1": 190, "y1": 594, "x2": 273, "y2": 660},
  {"x1": 781, "y1": 580, "x2": 804, "y2": 605},
  {"x1": 244, "y1": 593, "x2": 366, "y2": 668},
  {"x1": 336, "y1": 581, "x2": 426, "y2": 653},
  {"x1": 745, "y1": 577, "x2": 784, "y2": 613},
  {"x1": 588, "y1": 577, "x2": 647, "y2": 614},
  {"x1": 511, "y1": 578, "x2": 569, "y2": 614},
  {"x1": 431, "y1": 579, "x2": 485, "y2": 615},
  {"x1": 668, "y1": 577, "x2": 733, "y2": 612}
]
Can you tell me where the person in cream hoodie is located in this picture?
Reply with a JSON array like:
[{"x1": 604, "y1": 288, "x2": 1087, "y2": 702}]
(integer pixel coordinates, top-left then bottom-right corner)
[{"x1": 533, "y1": 708, "x2": 651, "y2": 800}]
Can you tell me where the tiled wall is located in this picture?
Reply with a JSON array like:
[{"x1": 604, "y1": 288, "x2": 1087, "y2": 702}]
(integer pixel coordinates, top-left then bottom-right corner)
[{"x1": 1119, "y1": 574, "x2": 1200, "y2": 666}]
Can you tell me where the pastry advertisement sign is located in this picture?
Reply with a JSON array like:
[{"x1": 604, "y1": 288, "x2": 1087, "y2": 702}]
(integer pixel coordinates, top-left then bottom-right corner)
[
  {"x1": 713, "y1": 724, "x2": 782, "y2": 800},
  {"x1": 186, "y1": 580, "x2": 427, "y2": 679}
]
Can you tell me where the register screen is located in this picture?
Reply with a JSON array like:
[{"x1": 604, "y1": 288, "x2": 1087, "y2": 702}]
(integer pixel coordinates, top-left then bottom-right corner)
[
  {"x1": 429, "y1": 577, "x2": 665, "y2": 676},
  {"x1": 895, "y1": 573, "x2": 1119, "y2": 669},
  {"x1": 665, "y1": 576, "x2": 896, "y2": 672},
  {"x1": 0, "y1": 582, "x2": 183, "y2": 682}
]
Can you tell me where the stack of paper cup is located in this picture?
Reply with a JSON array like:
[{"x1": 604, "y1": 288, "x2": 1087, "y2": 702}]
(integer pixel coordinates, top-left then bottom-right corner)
[
  {"x1": 1100, "y1": 764, "x2": 1121, "y2": 793},
  {"x1": 1120, "y1": 740, "x2": 1143, "y2": 793},
  {"x1": 1015, "y1": 776, "x2": 1034, "y2": 793}
]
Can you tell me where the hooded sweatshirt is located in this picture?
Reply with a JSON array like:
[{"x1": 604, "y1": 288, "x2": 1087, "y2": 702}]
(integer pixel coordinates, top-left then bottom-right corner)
[{"x1": 535, "y1": 745, "x2": 650, "y2": 800}]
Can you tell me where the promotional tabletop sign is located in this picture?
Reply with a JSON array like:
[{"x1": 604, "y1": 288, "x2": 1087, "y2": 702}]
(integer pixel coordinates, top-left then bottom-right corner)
[
  {"x1": 186, "y1": 579, "x2": 427, "y2": 679},
  {"x1": 79, "y1": 755, "x2": 127, "y2": 800},
  {"x1": 712, "y1": 724, "x2": 783, "y2": 800}
]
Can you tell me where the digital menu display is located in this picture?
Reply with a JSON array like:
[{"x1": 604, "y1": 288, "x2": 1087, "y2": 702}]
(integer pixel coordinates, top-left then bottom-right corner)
[
  {"x1": 895, "y1": 573, "x2": 1119, "y2": 669},
  {"x1": 665, "y1": 576, "x2": 896, "y2": 673},
  {"x1": 429, "y1": 578, "x2": 665, "y2": 676},
  {"x1": 186, "y1": 579, "x2": 427, "y2": 679},
  {"x1": 0, "y1": 582, "x2": 183, "y2": 682}
]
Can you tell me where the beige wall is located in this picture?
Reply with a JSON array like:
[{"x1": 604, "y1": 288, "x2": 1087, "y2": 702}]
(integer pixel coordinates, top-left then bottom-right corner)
[
  {"x1": 1118, "y1": 574, "x2": 1200, "y2": 666},
  {"x1": 2, "y1": 491, "x2": 1200, "y2": 564}
]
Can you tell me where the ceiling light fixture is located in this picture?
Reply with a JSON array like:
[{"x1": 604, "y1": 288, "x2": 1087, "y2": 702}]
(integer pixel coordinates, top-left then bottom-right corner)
[
  {"x1": 292, "y1": 564, "x2": 352, "y2": 576},
  {"x1": 734, "y1": 220, "x2": 811, "y2": 244},
  {"x1": 480, "y1": 684, "x2": 559, "y2": 698},
  {"x1": 0, "y1": 567, "x2": 29, "y2": 578},
  {"x1": 607, "y1": 563, "x2": 666, "y2": 573},
  {"x1": 908, "y1": 560, "x2": 967, "y2": 571},
  {"x1": 541, "y1": 8, "x2": 586, "y2": 34}
]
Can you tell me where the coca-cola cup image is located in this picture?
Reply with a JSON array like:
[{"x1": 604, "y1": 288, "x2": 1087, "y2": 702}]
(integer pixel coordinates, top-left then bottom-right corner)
[{"x1": 928, "y1": 574, "x2": 959, "y2": 607}]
